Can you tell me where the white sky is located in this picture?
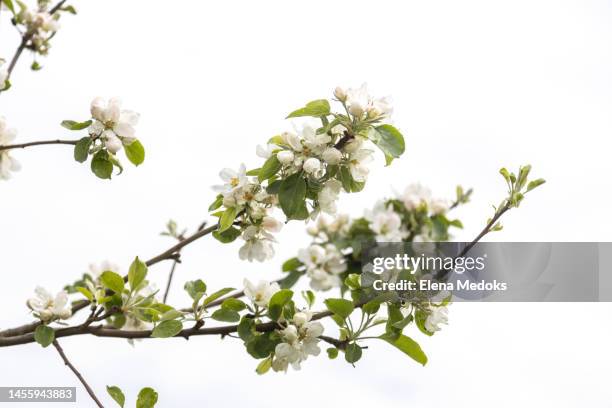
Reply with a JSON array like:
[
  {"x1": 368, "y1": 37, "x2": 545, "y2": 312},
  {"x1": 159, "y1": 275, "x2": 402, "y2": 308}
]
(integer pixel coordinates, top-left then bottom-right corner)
[{"x1": 1, "y1": 0, "x2": 611, "y2": 406}]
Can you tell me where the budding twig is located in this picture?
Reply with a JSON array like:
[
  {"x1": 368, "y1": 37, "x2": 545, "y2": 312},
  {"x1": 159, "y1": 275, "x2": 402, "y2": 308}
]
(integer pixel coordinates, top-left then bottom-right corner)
[
  {"x1": 0, "y1": 139, "x2": 79, "y2": 151},
  {"x1": 52, "y1": 339, "x2": 104, "y2": 408}
]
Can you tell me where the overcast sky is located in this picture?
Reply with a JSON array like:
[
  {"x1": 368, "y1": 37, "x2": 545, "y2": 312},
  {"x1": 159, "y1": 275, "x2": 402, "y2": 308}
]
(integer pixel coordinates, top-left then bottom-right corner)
[{"x1": 1, "y1": 0, "x2": 611, "y2": 406}]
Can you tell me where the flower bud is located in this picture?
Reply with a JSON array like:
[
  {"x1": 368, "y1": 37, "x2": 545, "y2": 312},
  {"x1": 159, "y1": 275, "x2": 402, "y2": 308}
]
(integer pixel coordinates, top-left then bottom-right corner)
[
  {"x1": 222, "y1": 195, "x2": 237, "y2": 207},
  {"x1": 293, "y1": 312, "x2": 309, "y2": 327},
  {"x1": 334, "y1": 86, "x2": 347, "y2": 101},
  {"x1": 303, "y1": 158, "x2": 321, "y2": 174},
  {"x1": 322, "y1": 147, "x2": 342, "y2": 165},
  {"x1": 342, "y1": 137, "x2": 363, "y2": 153},
  {"x1": 348, "y1": 102, "x2": 364, "y2": 118},
  {"x1": 277, "y1": 150, "x2": 295, "y2": 165}
]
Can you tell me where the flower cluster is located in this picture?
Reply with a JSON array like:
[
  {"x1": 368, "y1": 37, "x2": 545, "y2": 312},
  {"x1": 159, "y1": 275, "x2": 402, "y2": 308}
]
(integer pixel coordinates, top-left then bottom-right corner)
[
  {"x1": 210, "y1": 85, "x2": 405, "y2": 262},
  {"x1": 291, "y1": 183, "x2": 468, "y2": 291},
  {"x1": 244, "y1": 278, "x2": 280, "y2": 307},
  {"x1": 0, "y1": 117, "x2": 21, "y2": 180},
  {"x1": 15, "y1": 2, "x2": 61, "y2": 56},
  {"x1": 62, "y1": 97, "x2": 145, "y2": 179},
  {"x1": 298, "y1": 244, "x2": 347, "y2": 291},
  {"x1": 26, "y1": 287, "x2": 72, "y2": 322},
  {"x1": 272, "y1": 311, "x2": 324, "y2": 372}
]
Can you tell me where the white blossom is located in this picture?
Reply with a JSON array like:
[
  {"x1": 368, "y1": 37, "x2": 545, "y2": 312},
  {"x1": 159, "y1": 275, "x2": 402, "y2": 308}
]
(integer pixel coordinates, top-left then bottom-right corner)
[
  {"x1": 348, "y1": 149, "x2": 374, "y2": 182},
  {"x1": 0, "y1": 117, "x2": 21, "y2": 180},
  {"x1": 300, "y1": 124, "x2": 330, "y2": 155},
  {"x1": 281, "y1": 131, "x2": 302, "y2": 152},
  {"x1": 277, "y1": 150, "x2": 295, "y2": 165},
  {"x1": 333, "y1": 86, "x2": 347, "y2": 101},
  {"x1": 402, "y1": 183, "x2": 432, "y2": 210},
  {"x1": 344, "y1": 83, "x2": 393, "y2": 119},
  {"x1": 430, "y1": 197, "x2": 450, "y2": 215},
  {"x1": 89, "y1": 97, "x2": 140, "y2": 152},
  {"x1": 239, "y1": 235, "x2": 275, "y2": 262},
  {"x1": 212, "y1": 164, "x2": 248, "y2": 196},
  {"x1": 321, "y1": 147, "x2": 342, "y2": 165},
  {"x1": 261, "y1": 216, "x2": 283, "y2": 233},
  {"x1": 318, "y1": 179, "x2": 342, "y2": 215},
  {"x1": 88, "y1": 260, "x2": 120, "y2": 279},
  {"x1": 342, "y1": 137, "x2": 363, "y2": 153},
  {"x1": 243, "y1": 278, "x2": 280, "y2": 307},
  {"x1": 424, "y1": 305, "x2": 449, "y2": 333},
  {"x1": 256, "y1": 144, "x2": 276, "y2": 159},
  {"x1": 272, "y1": 312, "x2": 324, "y2": 372},
  {"x1": 298, "y1": 243, "x2": 347, "y2": 291},
  {"x1": 366, "y1": 202, "x2": 407, "y2": 242},
  {"x1": 26, "y1": 287, "x2": 72, "y2": 322},
  {"x1": 303, "y1": 157, "x2": 321, "y2": 174}
]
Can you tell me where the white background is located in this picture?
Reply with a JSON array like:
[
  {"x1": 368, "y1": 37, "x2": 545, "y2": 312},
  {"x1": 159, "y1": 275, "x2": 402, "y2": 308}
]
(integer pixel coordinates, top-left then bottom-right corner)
[{"x1": 1, "y1": 0, "x2": 611, "y2": 406}]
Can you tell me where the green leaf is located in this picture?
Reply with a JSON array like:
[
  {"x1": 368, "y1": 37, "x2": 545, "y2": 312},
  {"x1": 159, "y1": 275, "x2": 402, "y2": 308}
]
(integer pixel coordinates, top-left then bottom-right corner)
[
  {"x1": 324, "y1": 298, "x2": 354, "y2": 319},
  {"x1": 526, "y1": 178, "x2": 546, "y2": 192},
  {"x1": 212, "y1": 227, "x2": 241, "y2": 243},
  {"x1": 34, "y1": 325, "x2": 54, "y2": 348},
  {"x1": 136, "y1": 387, "x2": 158, "y2": 408},
  {"x1": 301, "y1": 290, "x2": 315, "y2": 308},
  {"x1": 238, "y1": 317, "x2": 256, "y2": 341},
  {"x1": 202, "y1": 288, "x2": 235, "y2": 307},
  {"x1": 73, "y1": 137, "x2": 92, "y2": 163},
  {"x1": 151, "y1": 320, "x2": 183, "y2": 338},
  {"x1": 208, "y1": 194, "x2": 224, "y2": 211},
  {"x1": 128, "y1": 257, "x2": 147, "y2": 292},
  {"x1": 211, "y1": 308, "x2": 240, "y2": 322},
  {"x1": 61, "y1": 119, "x2": 92, "y2": 131},
  {"x1": 278, "y1": 172, "x2": 307, "y2": 220},
  {"x1": 380, "y1": 333, "x2": 428, "y2": 366},
  {"x1": 100, "y1": 271, "x2": 125, "y2": 294},
  {"x1": 2, "y1": 0, "x2": 15, "y2": 14},
  {"x1": 246, "y1": 332, "x2": 279, "y2": 358},
  {"x1": 339, "y1": 166, "x2": 364, "y2": 193},
  {"x1": 219, "y1": 207, "x2": 238, "y2": 232},
  {"x1": 184, "y1": 279, "x2": 207, "y2": 301},
  {"x1": 327, "y1": 347, "x2": 339, "y2": 359},
  {"x1": 345, "y1": 342, "x2": 362, "y2": 364},
  {"x1": 75, "y1": 286, "x2": 93, "y2": 301},
  {"x1": 256, "y1": 356, "x2": 273, "y2": 375},
  {"x1": 106, "y1": 386, "x2": 125, "y2": 408},
  {"x1": 267, "y1": 289, "x2": 293, "y2": 321},
  {"x1": 258, "y1": 155, "x2": 281, "y2": 182},
  {"x1": 266, "y1": 179, "x2": 282, "y2": 194},
  {"x1": 368, "y1": 124, "x2": 405, "y2": 165},
  {"x1": 222, "y1": 298, "x2": 246, "y2": 311},
  {"x1": 60, "y1": 4, "x2": 77, "y2": 14},
  {"x1": 282, "y1": 257, "x2": 301, "y2": 272},
  {"x1": 286, "y1": 99, "x2": 330, "y2": 118},
  {"x1": 124, "y1": 139, "x2": 145, "y2": 166},
  {"x1": 91, "y1": 150, "x2": 113, "y2": 179},
  {"x1": 246, "y1": 168, "x2": 260, "y2": 176}
]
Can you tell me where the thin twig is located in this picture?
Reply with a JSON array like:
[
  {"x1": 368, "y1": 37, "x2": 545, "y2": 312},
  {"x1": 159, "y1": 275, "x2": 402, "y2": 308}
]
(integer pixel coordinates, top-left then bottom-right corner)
[
  {"x1": 162, "y1": 259, "x2": 180, "y2": 303},
  {"x1": 0, "y1": 139, "x2": 79, "y2": 151},
  {"x1": 52, "y1": 340, "x2": 104, "y2": 408}
]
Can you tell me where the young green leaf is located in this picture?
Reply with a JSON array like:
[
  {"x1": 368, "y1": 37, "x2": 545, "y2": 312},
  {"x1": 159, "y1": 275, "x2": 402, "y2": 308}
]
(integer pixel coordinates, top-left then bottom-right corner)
[
  {"x1": 106, "y1": 386, "x2": 125, "y2": 408},
  {"x1": 2, "y1": 0, "x2": 15, "y2": 14},
  {"x1": 128, "y1": 257, "x2": 147, "y2": 292},
  {"x1": 345, "y1": 342, "x2": 362, "y2": 364},
  {"x1": 73, "y1": 137, "x2": 92, "y2": 163},
  {"x1": 61, "y1": 119, "x2": 92, "y2": 131},
  {"x1": 211, "y1": 308, "x2": 240, "y2": 322},
  {"x1": 201, "y1": 288, "x2": 235, "y2": 307},
  {"x1": 136, "y1": 387, "x2": 158, "y2": 408},
  {"x1": 268, "y1": 289, "x2": 293, "y2": 321},
  {"x1": 282, "y1": 257, "x2": 301, "y2": 272},
  {"x1": 124, "y1": 140, "x2": 145, "y2": 166},
  {"x1": 256, "y1": 356, "x2": 273, "y2": 375},
  {"x1": 286, "y1": 99, "x2": 330, "y2": 118},
  {"x1": 219, "y1": 207, "x2": 238, "y2": 232},
  {"x1": 278, "y1": 172, "x2": 307, "y2": 220},
  {"x1": 380, "y1": 333, "x2": 428, "y2": 366},
  {"x1": 151, "y1": 320, "x2": 183, "y2": 338},
  {"x1": 184, "y1": 279, "x2": 207, "y2": 301},
  {"x1": 91, "y1": 150, "x2": 113, "y2": 179},
  {"x1": 208, "y1": 194, "x2": 224, "y2": 211},
  {"x1": 368, "y1": 124, "x2": 405, "y2": 165},
  {"x1": 258, "y1": 155, "x2": 281, "y2": 182},
  {"x1": 221, "y1": 298, "x2": 246, "y2": 312},
  {"x1": 100, "y1": 271, "x2": 125, "y2": 294},
  {"x1": 324, "y1": 298, "x2": 354, "y2": 319},
  {"x1": 212, "y1": 227, "x2": 241, "y2": 243},
  {"x1": 34, "y1": 325, "x2": 55, "y2": 348}
]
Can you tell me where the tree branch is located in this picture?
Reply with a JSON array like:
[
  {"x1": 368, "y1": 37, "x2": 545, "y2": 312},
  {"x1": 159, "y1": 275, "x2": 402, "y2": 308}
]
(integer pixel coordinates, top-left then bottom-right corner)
[
  {"x1": 52, "y1": 339, "x2": 104, "y2": 408},
  {"x1": 0, "y1": 139, "x2": 79, "y2": 151}
]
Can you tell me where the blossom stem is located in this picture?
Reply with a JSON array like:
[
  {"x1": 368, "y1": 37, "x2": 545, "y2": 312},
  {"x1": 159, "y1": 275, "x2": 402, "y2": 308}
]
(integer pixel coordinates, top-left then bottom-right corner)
[
  {"x1": 52, "y1": 340, "x2": 104, "y2": 408},
  {"x1": 0, "y1": 139, "x2": 79, "y2": 151}
]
